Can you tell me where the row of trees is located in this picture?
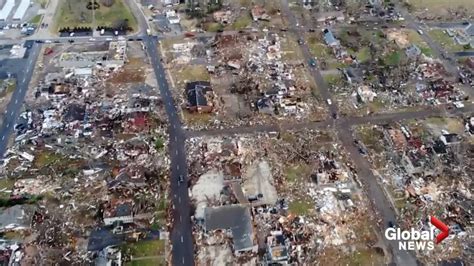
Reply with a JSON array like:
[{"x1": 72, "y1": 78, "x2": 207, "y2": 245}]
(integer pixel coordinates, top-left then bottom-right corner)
[{"x1": 59, "y1": 19, "x2": 130, "y2": 33}]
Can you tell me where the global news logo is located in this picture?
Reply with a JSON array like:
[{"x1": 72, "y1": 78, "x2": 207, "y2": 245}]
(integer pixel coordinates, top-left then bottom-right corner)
[{"x1": 384, "y1": 216, "x2": 449, "y2": 251}]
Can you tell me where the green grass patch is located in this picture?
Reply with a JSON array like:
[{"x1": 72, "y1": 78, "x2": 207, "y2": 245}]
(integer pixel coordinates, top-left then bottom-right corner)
[
  {"x1": 285, "y1": 164, "x2": 312, "y2": 183},
  {"x1": 55, "y1": 0, "x2": 137, "y2": 31},
  {"x1": 229, "y1": 14, "x2": 251, "y2": 30},
  {"x1": 428, "y1": 29, "x2": 465, "y2": 52},
  {"x1": 281, "y1": 35, "x2": 303, "y2": 61},
  {"x1": 205, "y1": 22, "x2": 223, "y2": 32},
  {"x1": 182, "y1": 112, "x2": 213, "y2": 126},
  {"x1": 403, "y1": 29, "x2": 434, "y2": 55},
  {"x1": 356, "y1": 47, "x2": 371, "y2": 63},
  {"x1": 407, "y1": 0, "x2": 474, "y2": 11},
  {"x1": 122, "y1": 240, "x2": 165, "y2": 258},
  {"x1": 288, "y1": 200, "x2": 313, "y2": 216},
  {"x1": 29, "y1": 14, "x2": 43, "y2": 25},
  {"x1": 33, "y1": 151, "x2": 64, "y2": 168},
  {"x1": 174, "y1": 65, "x2": 210, "y2": 85},
  {"x1": 384, "y1": 50, "x2": 402, "y2": 65},
  {"x1": 367, "y1": 98, "x2": 386, "y2": 113},
  {"x1": 307, "y1": 37, "x2": 332, "y2": 60},
  {"x1": 0, "y1": 79, "x2": 16, "y2": 98},
  {"x1": 344, "y1": 249, "x2": 385, "y2": 266},
  {"x1": 125, "y1": 258, "x2": 166, "y2": 266},
  {"x1": 0, "y1": 178, "x2": 15, "y2": 200},
  {"x1": 323, "y1": 73, "x2": 343, "y2": 86},
  {"x1": 356, "y1": 126, "x2": 385, "y2": 153},
  {"x1": 154, "y1": 137, "x2": 165, "y2": 151}
]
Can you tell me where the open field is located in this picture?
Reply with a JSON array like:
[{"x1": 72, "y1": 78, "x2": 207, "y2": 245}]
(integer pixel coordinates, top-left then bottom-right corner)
[
  {"x1": 428, "y1": 29, "x2": 466, "y2": 52},
  {"x1": 407, "y1": 0, "x2": 474, "y2": 10},
  {"x1": 54, "y1": 0, "x2": 137, "y2": 31}
]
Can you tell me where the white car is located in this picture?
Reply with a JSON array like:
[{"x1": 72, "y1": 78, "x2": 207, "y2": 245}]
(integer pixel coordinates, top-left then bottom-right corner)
[
  {"x1": 45, "y1": 40, "x2": 52, "y2": 43},
  {"x1": 326, "y1": 99, "x2": 332, "y2": 105},
  {"x1": 417, "y1": 29, "x2": 424, "y2": 35},
  {"x1": 89, "y1": 38, "x2": 96, "y2": 41},
  {"x1": 106, "y1": 37, "x2": 113, "y2": 41}
]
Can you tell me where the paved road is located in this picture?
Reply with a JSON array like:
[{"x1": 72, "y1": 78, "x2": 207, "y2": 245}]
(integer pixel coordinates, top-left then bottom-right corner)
[
  {"x1": 187, "y1": 103, "x2": 473, "y2": 137},
  {"x1": 280, "y1": 0, "x2": 418, "y2": 265},
  {"x1": 0, "y1": 43, "x2": 41, "y2": 158},
  {"x1": 280, "y1": 0, "x2": 338, "y2": 116},
  {"x1": 144, "y1": 36, "x2": 193, "y2": 266}
]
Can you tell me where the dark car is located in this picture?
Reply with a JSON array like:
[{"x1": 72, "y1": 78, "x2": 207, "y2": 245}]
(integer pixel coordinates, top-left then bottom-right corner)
[
  {"x1": 388, "y1": 221, "x2": 395, "y2": 228},
  {"x1": 68, "y1": 39, "x2": 74, "y2": 43},
  {"x1": 332, "y1": 112, "x2": 338, "y2": 119},
  {"x1": 298, "y1": 39, "x2": 304, "y2": 45},
  {"x1": 308, "y1": 29, "x2": 315, "y2": 32},
  {"x1": 178, "y1": 175, "x2": 184, "y2": 184}
]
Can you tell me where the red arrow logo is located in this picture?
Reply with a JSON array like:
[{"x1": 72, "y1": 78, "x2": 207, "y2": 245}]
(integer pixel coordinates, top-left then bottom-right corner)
[{"x1": 430, "y1": 216, "x2": 449, "y2": 244}]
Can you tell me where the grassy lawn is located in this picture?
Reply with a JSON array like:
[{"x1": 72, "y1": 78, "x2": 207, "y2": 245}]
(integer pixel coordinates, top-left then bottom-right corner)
[
  {"x1": 182, "y1": 111, "x2": 213, "y2": 126},
  {"x1": 288, "y1": 199, "x2": 313, "y2": 216},
  {"x1": 122, "y1": 240, "x2": 165, "y2": 258},
  {"x1": 284, "y1": 164, "x2": 312, "y2": 183},
  {"x1": 0, "y1": 178, "x2": 15, "y2": 200},
  {"x1": 319, "y1": 246, "x2": 385, "y2": 266},
  {"x1": 172, "y1": 65, "x2": 211, "y2": 83},
  {"x1": 367, "y1": 98, "x2": 386, "y2": 113},
  {"x1": 428, "y1": 29, "x2": 465, "y2": 52},
  {"x1": 404, "y1": 30, "x2": 433, "y2": 56},
  {"x1": 125, "y1": 258, "x2": 166, "y2": 266},
  {"x1": 55, "y1": 0, "x2": 137, "y2": 31},
  {"x1": 33, "y1": 151, "x2": 64, "y2": 168},
  {"x1": 281, "y1": 34, "x2": 303, "y2": 61},
  {"x1": 173, "y1": 65, "x2": 210, "y2": 85},
  {"x1": 0, "y1": 79, "x2": 16, "y2": 98},
  {"x1": 228, "y1": 13, "x2": 251, "y2": 30},
  {"x1": 356, "y1": 47, "x2": 371, "y2": 63},
  {"x1": 307, "y1": 36, "x2": 332, "y2": 60},
  {"x1": 408, "y1": 0, "x2": 474, "y2": 10},
  {"x1": 205, "y1": 22, "x2": 223, "y2": 32},
  {"x1": 425, "y1": 116, "x2": 465, "y2": 133},
  {"x1": 356, "y1": 126, "x2": 385, "y2": 153},
  {"x1": 384, "y1": 50, "x2": 403, "y2": 65},
  {"x1": 29, "y1": 14, "x2": 43, "y2": 25},
  {"x1": 323, "y1": 73, "x2": 343, "y2": 86}
]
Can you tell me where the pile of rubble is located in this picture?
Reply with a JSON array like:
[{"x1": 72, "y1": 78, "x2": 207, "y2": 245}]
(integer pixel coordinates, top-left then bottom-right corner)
[
  {"x1": 186, "y1": 131, "x2": 380, "y2": 264},
  {"x1": 356, "y1": 119, "x2": 473, "y2": 263},
  {"x1": 0, "y1": 41, "x2": 171, "y2": 264}
]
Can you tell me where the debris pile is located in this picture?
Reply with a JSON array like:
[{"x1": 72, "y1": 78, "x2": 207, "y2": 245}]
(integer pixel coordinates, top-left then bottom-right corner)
[
  {"x1": 0, "y1": 41, "x2": 171, "y2": 264},
  {"x1": 187, "y1": 131, "x2": 380, "y2": 264}
]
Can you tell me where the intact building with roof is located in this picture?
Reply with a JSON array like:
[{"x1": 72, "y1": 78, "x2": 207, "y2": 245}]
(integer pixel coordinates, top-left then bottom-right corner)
[
  {"x1": 12, "y1": 0, "x2": 29, "y2": 20},
  {"x1": 185, "y1": 81, "x2": 214, "y2": 113},
  {"x1": 0, "y1": 0, "x2": 14, "y2": 21}
]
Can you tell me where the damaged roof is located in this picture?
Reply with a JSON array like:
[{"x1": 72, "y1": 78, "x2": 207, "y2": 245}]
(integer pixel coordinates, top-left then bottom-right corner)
[
  {"x1": 204, "y1": 205, "x2": 254, "y2": 252},
  {"x1": 185, "y1": 81, "x2": 212, "y2": 107}
]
